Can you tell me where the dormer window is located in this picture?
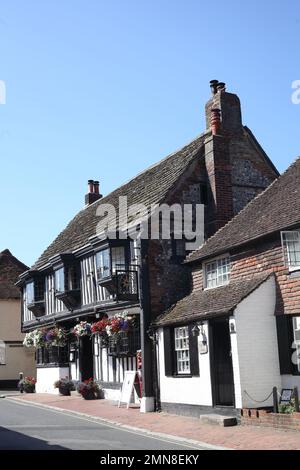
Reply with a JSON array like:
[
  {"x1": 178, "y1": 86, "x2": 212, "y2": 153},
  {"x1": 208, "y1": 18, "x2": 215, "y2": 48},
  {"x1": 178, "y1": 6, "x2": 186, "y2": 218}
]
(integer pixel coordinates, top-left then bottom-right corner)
[
  {"x1": 281, "y1": 231, "x2": 300, "y2": 271},
  {"x1": 204, "y1": 256, "x2": 230, "y2": 289}
]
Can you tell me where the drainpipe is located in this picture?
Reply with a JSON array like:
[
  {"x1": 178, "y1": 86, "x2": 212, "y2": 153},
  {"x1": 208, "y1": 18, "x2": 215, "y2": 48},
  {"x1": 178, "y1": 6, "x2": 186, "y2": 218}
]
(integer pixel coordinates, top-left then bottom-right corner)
[
  {"x1": 148, "y1": 327, "x2": 161, "y2": 411},
  {"x1": 139, "y1": 238, "x2": 155, "y2": 412}
]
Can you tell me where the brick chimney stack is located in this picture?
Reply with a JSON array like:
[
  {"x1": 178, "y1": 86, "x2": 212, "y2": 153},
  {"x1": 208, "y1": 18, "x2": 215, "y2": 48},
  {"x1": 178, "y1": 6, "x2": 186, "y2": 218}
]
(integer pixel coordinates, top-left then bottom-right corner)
[
  {"x1": 85, "y1": 180, "x2": 103, "y2": 206},
  {"x1": 205, "y1": 80, "x2": 242, "y2": 134},
  {"x1": 204, "y1": 80, "x2": 234, "y2": 233}
]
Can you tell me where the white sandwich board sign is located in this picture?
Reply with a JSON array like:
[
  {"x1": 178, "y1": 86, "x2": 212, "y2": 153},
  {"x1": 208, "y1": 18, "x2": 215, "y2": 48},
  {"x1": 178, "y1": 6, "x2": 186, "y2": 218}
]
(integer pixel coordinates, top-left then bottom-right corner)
[{"x1": 118, "y1": 371, "x2": 137, "y2": 409}]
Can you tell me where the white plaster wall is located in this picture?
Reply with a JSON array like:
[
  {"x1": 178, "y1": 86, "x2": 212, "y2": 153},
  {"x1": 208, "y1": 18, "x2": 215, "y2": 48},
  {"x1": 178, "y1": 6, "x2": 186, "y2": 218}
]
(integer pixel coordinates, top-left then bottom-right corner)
[
  {"x1": 36, "y1": 367, "x2": 70, "y2": 394},
  {"x1": 70, "y1": 360, "x2": 79, "y2": 381},
  {"x1": 233, "y1": 276, "x2": 282, "y2": 408},
  {"x1": 158, "y1": 322, "x2": 212, "y2": 406},
  {"x1": 281, "y1": 375, "x2": 300, "y2": 390}
]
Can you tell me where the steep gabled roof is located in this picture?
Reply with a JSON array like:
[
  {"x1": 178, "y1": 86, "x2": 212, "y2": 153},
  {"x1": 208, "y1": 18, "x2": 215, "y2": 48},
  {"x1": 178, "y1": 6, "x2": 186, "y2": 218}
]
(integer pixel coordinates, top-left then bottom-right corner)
[
  {"x1": 154, "y1": 272, "x2": 271, "y2": 326},
  {"x1": 187, "y1": 156, "x2": 300, "y2": 264},
  {"x1": 34, "y1": 134, "x2": 205, "y2": 269},
  {"x1": 0, "y1": 249, "x2": 29, "y2": 299}
]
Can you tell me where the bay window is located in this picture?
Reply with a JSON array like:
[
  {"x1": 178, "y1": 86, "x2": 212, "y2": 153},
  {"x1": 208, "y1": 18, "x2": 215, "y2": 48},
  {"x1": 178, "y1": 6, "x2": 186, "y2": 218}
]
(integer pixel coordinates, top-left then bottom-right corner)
[
  {"x1": 95, "y1": 245, "x2": 126, "y2": 282},
  {"x1": 205, "y1": 256, "x2": 230, "y2": 288},
  {"x1": 54, "y1": 265, "x2": 79, "y2": 293},
  {"x1": 25, "y1": 277, "x2": 45, "y2": 317}
]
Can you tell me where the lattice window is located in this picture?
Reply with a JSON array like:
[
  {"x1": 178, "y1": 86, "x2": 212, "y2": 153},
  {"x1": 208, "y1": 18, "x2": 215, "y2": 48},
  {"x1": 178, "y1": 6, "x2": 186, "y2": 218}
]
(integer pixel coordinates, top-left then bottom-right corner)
[
  {"x1": 205, "y1": 256, "x2": 230, "y2": 288},
  {"x1": 281, "y1": 231, "x2": 300, "y2": 270}
]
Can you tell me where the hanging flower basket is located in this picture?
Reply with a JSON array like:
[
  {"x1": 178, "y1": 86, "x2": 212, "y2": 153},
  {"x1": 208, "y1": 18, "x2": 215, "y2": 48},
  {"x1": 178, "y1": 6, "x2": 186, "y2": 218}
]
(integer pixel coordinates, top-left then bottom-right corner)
[
  {"x1": 23, "y1": 326, "x2": 67, "y2": 348},
  {"x1": 45, "y1": 327, "x2": 67, "y2": 347},
  {"x1": 91, "y1": 311, "x2": 139, "y2": 347},
  {"x1": 73, "y1": 321, "x2": 92, "y2": 338}
]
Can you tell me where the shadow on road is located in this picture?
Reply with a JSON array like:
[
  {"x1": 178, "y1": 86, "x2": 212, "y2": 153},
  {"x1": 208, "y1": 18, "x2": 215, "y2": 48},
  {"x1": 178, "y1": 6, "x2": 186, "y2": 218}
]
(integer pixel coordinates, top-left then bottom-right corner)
[{"x1": 0, "y1": 426, "x2": 66, "y2": 450}]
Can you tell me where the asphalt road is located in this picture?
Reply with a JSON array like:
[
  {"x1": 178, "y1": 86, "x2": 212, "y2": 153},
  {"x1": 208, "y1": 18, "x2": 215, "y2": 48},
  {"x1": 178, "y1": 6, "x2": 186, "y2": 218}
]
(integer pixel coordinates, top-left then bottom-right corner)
[{"x1": 0, "y1": 399, "x2": 210, "y2": 450}]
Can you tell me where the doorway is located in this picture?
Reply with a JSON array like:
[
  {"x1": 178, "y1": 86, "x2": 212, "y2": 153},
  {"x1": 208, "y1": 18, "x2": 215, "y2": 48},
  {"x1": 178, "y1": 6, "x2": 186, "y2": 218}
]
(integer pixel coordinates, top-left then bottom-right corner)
[
  {"x1": 210, "y1": 318, "x2": 235, "y2": 407},
  {"x1": 79, "y1": 336, "x2": 94, "y2": 381}
]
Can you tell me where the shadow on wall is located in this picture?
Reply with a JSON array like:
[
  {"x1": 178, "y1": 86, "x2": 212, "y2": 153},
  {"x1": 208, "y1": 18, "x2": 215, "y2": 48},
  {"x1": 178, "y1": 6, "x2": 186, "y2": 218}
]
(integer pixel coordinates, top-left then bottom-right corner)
[{"x1": 0, "y1": 426, "x2": 66, "y2": 450}]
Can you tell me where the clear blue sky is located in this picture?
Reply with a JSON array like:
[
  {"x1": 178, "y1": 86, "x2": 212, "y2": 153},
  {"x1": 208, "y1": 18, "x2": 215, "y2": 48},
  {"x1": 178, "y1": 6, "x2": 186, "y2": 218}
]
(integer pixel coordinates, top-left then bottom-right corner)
[{"x1": 0, "y1": 0, "x2": 299, "y2": 266}]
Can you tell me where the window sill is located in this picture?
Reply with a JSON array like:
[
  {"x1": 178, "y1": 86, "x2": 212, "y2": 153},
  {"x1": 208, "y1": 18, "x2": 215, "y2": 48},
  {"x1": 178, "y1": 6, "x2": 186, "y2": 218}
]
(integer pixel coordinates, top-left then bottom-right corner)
[
  {"x1": 172, "y1": 373, "x2": 193, "y2": 378},
  {"x1": 288, "y1": 267, "x2": 300, "y2": 275},
  {"x1": 37, "y1": 363, "x2": 69, "y2": 368}
]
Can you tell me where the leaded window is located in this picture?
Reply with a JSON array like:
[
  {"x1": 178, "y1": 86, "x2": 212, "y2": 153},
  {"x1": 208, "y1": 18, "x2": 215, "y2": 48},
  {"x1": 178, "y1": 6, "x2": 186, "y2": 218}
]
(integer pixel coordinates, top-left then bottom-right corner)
[
  {"x1": 281, "y1": 231, "x2": 300, "y2": 270},
  {"x1": 205, "y1": 256, "x2": 230, "y2": 288}
]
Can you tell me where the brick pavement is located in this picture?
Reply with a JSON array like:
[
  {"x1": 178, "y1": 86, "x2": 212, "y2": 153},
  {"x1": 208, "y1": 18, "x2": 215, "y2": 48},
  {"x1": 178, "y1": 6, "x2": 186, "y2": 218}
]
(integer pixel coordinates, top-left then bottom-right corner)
[{"x1": 7, "y1": 393, "x2": 300, "y2": 450}]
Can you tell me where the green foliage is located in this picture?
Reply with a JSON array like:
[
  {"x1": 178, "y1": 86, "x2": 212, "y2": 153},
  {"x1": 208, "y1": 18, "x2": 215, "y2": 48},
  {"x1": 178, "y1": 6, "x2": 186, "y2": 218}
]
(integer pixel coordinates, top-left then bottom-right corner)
[{"x1": 278, "y1": 398, "x2": 296, "y2": 414}]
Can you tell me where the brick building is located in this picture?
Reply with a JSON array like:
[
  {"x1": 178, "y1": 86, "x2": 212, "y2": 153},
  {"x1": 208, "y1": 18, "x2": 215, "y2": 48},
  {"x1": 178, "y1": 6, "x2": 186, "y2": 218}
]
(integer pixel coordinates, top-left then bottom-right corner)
[
  {"x1": 0, "y1": 249, "x2": 35, "y2": 388},
  {"x1": 18, "y1": 81, "x2": 278, "y2": 411},
  {"x1": 155, "y1": 157, "x2": 300, "y2": 417}
]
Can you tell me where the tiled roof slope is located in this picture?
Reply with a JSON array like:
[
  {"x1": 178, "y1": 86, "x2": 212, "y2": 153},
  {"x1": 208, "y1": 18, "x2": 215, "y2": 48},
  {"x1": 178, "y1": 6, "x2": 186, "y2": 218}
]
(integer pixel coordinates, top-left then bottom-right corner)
[
  {"x1": 187, "y1": 156, "x2": 300, "y2": 263},
  {"x1": 34, "y1": 134, "x2": 205, "y2": 268},
  {"x1": 0, "y1": 249, "x2": 29, "y2": 299},
  {"x1": 154, "y1": 273, "x2": 271, "y2": 326}
]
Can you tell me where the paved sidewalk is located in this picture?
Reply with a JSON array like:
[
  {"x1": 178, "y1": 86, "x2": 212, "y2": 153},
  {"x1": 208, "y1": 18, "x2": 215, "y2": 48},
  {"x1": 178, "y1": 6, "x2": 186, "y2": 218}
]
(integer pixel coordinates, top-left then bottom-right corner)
[{"x1": 7, "y1": 393, "x2": 300, "y2": 450}]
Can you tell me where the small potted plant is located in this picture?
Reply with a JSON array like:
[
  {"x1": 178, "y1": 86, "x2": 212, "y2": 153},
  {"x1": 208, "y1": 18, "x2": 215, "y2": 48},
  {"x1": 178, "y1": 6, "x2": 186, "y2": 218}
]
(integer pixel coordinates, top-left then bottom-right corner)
[
  {"x1": 77, "y1": 378, "x2": 102, "y2": 400},
  {"x1": 54, "y1": 378, "x2": 75, "y2": 396},
  {"x1": 18, "y1": 376, "x2": 36, "y2": 393}
]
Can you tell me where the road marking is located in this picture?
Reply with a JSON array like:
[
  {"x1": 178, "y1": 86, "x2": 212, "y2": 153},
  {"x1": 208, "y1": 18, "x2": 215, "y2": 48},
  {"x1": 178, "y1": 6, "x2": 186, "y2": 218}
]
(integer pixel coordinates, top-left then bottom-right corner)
[{"x1": 5, "y1": 398, "x2": 229, "y2": 450}]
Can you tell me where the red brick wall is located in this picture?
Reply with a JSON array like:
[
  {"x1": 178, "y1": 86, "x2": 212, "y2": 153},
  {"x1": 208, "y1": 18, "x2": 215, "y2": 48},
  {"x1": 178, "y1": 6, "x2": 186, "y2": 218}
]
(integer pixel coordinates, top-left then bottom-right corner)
[
  {"x1": 191, "y1": 233, "x2": 300, "y2": 316},
  {"x1": 241, "y1": 408, "x2": 300, "y2": 430}
]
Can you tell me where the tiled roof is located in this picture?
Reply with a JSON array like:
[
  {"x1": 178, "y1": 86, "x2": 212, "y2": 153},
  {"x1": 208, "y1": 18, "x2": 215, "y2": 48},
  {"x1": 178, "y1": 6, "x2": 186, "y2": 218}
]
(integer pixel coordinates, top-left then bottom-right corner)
[
  {"x1": 33, "y1": 134, "x2": 205, "y2": 268},
  {"x1": 154, "y1": 272, "x2": 271, "y2": 326},
  {"x1": 0, "y1": 249, "x2": 29, "y2": 299},
  {"x1": 187, "y1": 156, "x2": 300, "y2": 263}
]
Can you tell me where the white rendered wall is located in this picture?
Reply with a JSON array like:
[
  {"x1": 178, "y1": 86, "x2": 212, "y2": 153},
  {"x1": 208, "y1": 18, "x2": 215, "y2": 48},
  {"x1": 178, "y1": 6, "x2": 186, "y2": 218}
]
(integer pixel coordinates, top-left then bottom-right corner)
[
  {"x1": 232, "y1": 276, "x2": 282, "y2": 408},
  {"x1": 36, "y1": 367, "x2": 70, "y2": 394},
  {"x1": 158, "y1": 322, "x2": 212, "y2": 406}
]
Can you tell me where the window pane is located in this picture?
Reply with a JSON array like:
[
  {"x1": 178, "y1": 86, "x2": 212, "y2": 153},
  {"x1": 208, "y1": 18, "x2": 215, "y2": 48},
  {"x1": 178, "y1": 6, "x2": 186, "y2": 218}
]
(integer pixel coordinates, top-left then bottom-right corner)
[
  {"x1": 26, "y1": 282, "x2": 34, "y2": 304},
  {"x1": 96, "y1": 249, "x2": 111, "y2": 279},
  {"x1": 293, "y1": 316, "x2": 300, "y2": 372},
  {"x1": 111, "y1": 246, "x2": 125, "y2": 273},
  {"x1": 205, "y1": 257, "x2": 230, "y2": 288},
  {"x1": 55, "y1": 268, "x2": 65, "y2": 293},
  {"x1": 282, "y1": 231, "x2": 300, "y2": 268},
  {"x1": 174, "y1": 326, "x2": 190, "y2": 374}
]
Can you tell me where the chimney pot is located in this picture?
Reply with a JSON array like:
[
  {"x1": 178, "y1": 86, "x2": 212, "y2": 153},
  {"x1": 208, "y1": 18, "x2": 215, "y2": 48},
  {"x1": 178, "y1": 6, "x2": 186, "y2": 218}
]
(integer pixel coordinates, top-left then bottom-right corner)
[
  {"x1": 217, "y1": 82, "x2": 226, "y2": 93},
  {"x1": 94, "y1": 181, "x2": 100, "y2": 195},
  {"x1": 85, "y1": 179, "x2": 103, "y2": 206},
  {"x1": 88, "y1": 180, "x2": 94, "y2": 194},
  {"x1": 210, "y1": 80, "x2": 219, "y2": 95},
  {"x1": 210, "y1": 108, "x2": 221, "y2": 135}
]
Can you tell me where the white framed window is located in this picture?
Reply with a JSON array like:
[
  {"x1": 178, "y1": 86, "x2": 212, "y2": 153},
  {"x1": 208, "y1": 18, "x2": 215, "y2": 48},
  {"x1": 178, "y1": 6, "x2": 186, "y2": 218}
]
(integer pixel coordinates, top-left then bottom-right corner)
[
  {"x1": 0, "y1": 340, "x2": 6, "y2": 365},
  {"x1": 292, "y1": 316, "x2": 300, "y2": 373},
  {"x1": 281, "y1": 231, "x2": 300, "y2": 271},
  {"x1": 204, "y1": 256, "x2": 230, "y2": 288},
  {"x1": 174, "y1": 326, "x2": 190, "y2": 374}
]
